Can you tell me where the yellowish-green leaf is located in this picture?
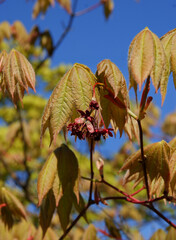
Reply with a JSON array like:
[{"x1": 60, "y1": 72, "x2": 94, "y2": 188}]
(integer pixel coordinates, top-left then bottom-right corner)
[
  {"x1": 0, "y1": 187, "x2": 27, "y2": 228},
  {"x1": 11, "y1": 21, "x2": 29, "y2": 45},
  {"x1": 97, "y1": 59, "x2": 128, "y2": 102},
  {"x1": 150, "y1": 229, "x2": 167, "y2": 240},
  {"x1": 41, "y1": 63, "x2": 98, "y2": 144},
  {"x1": 160, "y1": 28, "x2": 176, "y2": 61},
  {"x1": 0, "y1": 21, "x2": 11, "y2": 40},
  {"x1": 160, "y1": 53, "x2": 170, "y2": 105},
  {"x1": 150, "y1": 32, "x2": 166, "y2": 91},
  {"x1": 40, "y1": 190, "x2": 56, "y2": 237},
  {"x1": 83, "y1": 224, "x2": 97, "y2": 240},
  {"x1": 120, "y1": 140, "x2": 171, "y2": 196},
  {"x1": 37, "y1": 152, "x2": 57, "y2": 206},
  {"x1": 128, "y1": 27, "x2": 154, "y2": 90},
  {"x1": 2, "y1": 49, "x2": 36, "y2": 106},
  {"x1": 166, "y1": 227, "x2": 176, "y2": 240},
  {"x1": 171, "y1": 34, "x2": 176, "y2": 88},
  {"x1": 32, "y1": 0, "x2": 54, "y2": 19},
  {"x1": 100, "y1": 89, "x2": 127, "y2": 136},
  {"x1": 52, "y1": 173, "x2": 62, "y2": 207}
]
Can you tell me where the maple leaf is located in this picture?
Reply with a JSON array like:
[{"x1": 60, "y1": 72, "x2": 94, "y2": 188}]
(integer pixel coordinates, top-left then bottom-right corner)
[
  {"x1": 1, "y1": 49, "x2": 36, "y2": 106},
  {"x1": 120, "y1": 140, "x2": 172, "y2": 197},
  {"x1": 128, "y1": 27, "x2": 169, "y2": 105},
  {"x1": 41, "y1": 63, "x2": 98, "y2": 145}
]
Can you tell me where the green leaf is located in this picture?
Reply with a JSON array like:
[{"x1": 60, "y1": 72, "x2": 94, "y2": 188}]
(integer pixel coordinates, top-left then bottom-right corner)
[
  {"x1": 32, "y1": 0, "x2": 54, "y2": 19},
  {"x1": 55, "y1": 144, "x2": 79, "y2": 193},
  {"x1": 0, "y1": 187, "x2": 27, "y2": 229},
  {"x1": 120, "y1": 140, "x2": 171, "y2": 196},
  {"x1": 128, "y1": 27, "x2": 154, "y2": 90},
  {"x1": 171, "y1": 34, "x2": 176, "y2": 88},
  {"x1": 41, "y1": 63, "x2": 98, "y2": 144},
  {"x1": 73, "y1": 193, "x2": 87, "y2": 222},
  {"x1": 99, "y1": 88, "x2": 127, "y2": 136},
  {"x1": 57, "y1": 185, "x2": 73, "y2": 231},
  {"x1": 166, "y1": 227, "x2": 176, "y2": 240},
  {"x1": 150, "y1": 229, "x2": 166, "y2": 240},
  {"x1": 83, "y1": 224, "x2": 97, "y2": 240},
  {"x1": 40, "y1": 190, "x2": 56, "y2": 237},
  {"x1": 0, "y1": 21, "x2": 11, "y2": 40},
  {"x1": 52, "y1": 173, "x2": 62, "y2": 207},
  {"x1": 97, "y1": 59, "x2": 128, "y2": 101},
  {"x1": 2, "y1": 49, "x2": 36, "y2": 106},
  {"x1": 37, "y1": 152, "x2": 57, "y2": 206},
  {"x1": 150, "y1": 31, "x2": 166, "y2": 91}
]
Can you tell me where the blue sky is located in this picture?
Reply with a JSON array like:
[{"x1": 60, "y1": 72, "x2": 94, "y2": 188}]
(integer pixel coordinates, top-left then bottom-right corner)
[{"x1": 1, "y1": 0, "x2": 176, "y2": 155}]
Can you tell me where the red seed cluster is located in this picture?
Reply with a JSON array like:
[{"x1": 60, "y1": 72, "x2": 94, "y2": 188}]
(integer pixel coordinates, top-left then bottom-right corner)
[{"x1": 67, "y1": 100, "x2": 113, "y2": 141}]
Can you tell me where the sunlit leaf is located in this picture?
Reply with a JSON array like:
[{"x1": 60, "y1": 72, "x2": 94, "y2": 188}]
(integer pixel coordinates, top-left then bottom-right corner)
[
  {"x1": 150, "y1": 31, "x2": 166, "y2": 91},
  {"x1": 0, "y1": 21, "x2": 11, "y2": 40},
  {"x1": 150, "y1": 229, "x2": 167, "y2": 240},
  {"x1": 11, "y1": 21, "x2": 29, "y2": 45},
  {"x1": 2, "y1": 49, "x2": 36, "y2": 106},
  {"x1": 83, "y1": 224, "x2": 97, "y2": 240},
  {"x1": 57, "y1": 0, "x2": 72, "y2": 14},
  {"x1": 166, "y1": 227, "x2": 176, "y2": 240},
  {"x1": 128, "y1": 27, "x2": 154, "y2": 90},
  {"x1": 33, "y1": 0, "x2": 54, "y2": 19},
  {"x1": 37, "y1": 152, "x2": 57, "y2": 206},
  {"x1": 41, "y1": 63, "x2": 98, "y2": 144},
  {"x1": 97, "y1": 59, "x2": 128, "y2": 101},
  {"x1": 162, "y1": 112, "x2": 176, "y2": 137},
  {"x1": 120, "y1": 140, "x2": 171, "y2": 196}
]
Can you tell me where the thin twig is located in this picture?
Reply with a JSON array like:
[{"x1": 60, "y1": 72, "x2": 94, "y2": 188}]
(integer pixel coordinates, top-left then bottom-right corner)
[
  {"x1": 75, "y1": 1, "x2": 102, "y2": 17},
  {"x1": 137, "y1": 119, "x2": 150, "y2": 200},
  {"x1": 88, "y1": 139, "x2": 94, "y2": 203}
]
